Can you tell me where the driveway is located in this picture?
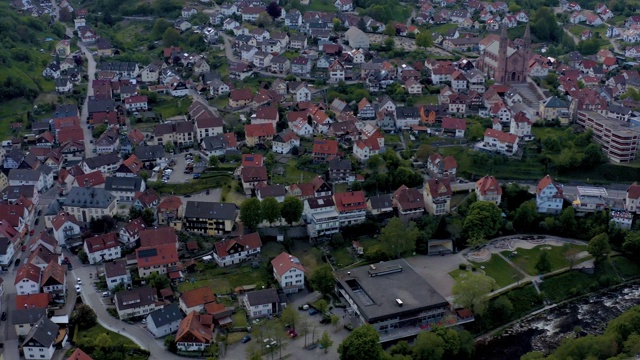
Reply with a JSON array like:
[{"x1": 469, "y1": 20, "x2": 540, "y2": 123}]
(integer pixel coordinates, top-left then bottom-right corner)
[{"x1": 404, "y1": 253, "x2": 468, "y2": 299}]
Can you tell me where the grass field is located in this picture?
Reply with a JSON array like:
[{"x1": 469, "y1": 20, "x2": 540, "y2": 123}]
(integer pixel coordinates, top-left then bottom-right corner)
[
  {"x1": 333, "y1": 247, "x2": 355, "y2": 268},
  {"x1": 271, "y1": 159, "x2": 319, "y2": 185},
  {"x1": 501, "y1": 244, "x2": 589, "y2": 276},
  {"x1": 154, "y1": 96, "x2": 192, "y2": 119},
  {"x1": 232, "y1": 309, "x2": 249, "y2": 328},
  {"x1": 71, "y1": 325, "x2": 147, "y2": 360},
  {"x1": 221, "y1": 180, "x2": 247, "y2": 205},
  {"x1": 611, "y1": 256, "x2": 640, "y2": 279},
  {"x1": 539, "y1": 261, "x2": 619, "y2": 303},
  {"x1": 414, "y1": 94, "x2": 438, "y2": 105},
  {"x1": 469, "y1": 255, "x2": 524, "y2": 288},
  {"x1": 431, "y1": 23, "x2": 458, "y2": 35}
]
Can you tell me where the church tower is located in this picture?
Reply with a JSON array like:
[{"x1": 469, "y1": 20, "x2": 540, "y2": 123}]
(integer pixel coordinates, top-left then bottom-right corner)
[
  {"x1": 522, "y1": 23, "x2": 532, "y2": 78},
  {"x1": 496, "y1": 24, "x2": 508, "y2": 84}
]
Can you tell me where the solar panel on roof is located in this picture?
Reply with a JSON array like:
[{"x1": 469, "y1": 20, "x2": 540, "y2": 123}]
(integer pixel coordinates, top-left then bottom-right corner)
[{"x1": 138, "y1": 248, "x2": 158, "y2": 258}]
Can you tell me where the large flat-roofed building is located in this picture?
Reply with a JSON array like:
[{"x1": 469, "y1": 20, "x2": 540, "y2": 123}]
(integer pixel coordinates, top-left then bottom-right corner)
[
  {"x1": 335, "y1": 259, "x2": 450, "y2": 336},
  {"x1": 576, "y1": 110, "x2": 640, "y2": 163}
]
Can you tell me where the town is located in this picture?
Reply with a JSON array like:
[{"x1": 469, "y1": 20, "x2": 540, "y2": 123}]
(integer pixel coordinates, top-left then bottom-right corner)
[{"x1": 2, "y1": 0, "x2": 640, "y2": 359}]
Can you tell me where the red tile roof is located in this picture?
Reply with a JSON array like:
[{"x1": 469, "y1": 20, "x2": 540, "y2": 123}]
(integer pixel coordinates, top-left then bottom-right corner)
[
  {"x1": 484, "y1": 128, "x2": 518, "y2": 144},
  {"x1": 158, "y1": 196, "x2": 183, "y2": 211},
  {"x1": 51, "y1": 211, "x2": 80, "y2": 231},
  {"x1": 312, "y1": 139, "x2": 339, "y2": 155},
  {"x1": 255, "y1": 106, "x2": 278, "y2": 120},
  {"x1": 536, "y1": 175, "x2": 563, "y2": 197},
  {"x1": 15, "y1": 263, "x2": 42, "y2": 285},
  {"x1": 476, "y1": 175, "x2": 502, "y2": 196},
  {"x1": 68, "y1": 348, "x2": 93, "y2": 360},
  {"x1": 139, "y1": 227, "x2": 178, "y2": 247},
  {"x1": 176, "y1": 312, "x2": 213, "y2": 345},
  {"x1": 241, "y1": 154, "x2": 264, "y2": 167},
  {"x1": 442, "y1": 117, "x2": 467, "y2": 131},
  {"x1": 333, "y1": 191, "x2": 367, "y2": 212},
  {"x1": 230, "y1": 88, "x2": 254, "y2": 102},
  {"x1": 271, "y1": 252, "x2": 305, "y2": 277},
  {"x1": 426, "y1": 178, "x2": 452, "y2": 198},
  {"x1": 393, "y1": 185, "x2": 425, "y2": 211},
  {"x1": 180, "y1": 287, "x2": 216, "y2": 308},
  {"x1": 123, "y1": 154, "x2": 144, "y2": 174},
  {"x1": 16, "y1": 293, "x2": 51, "y2": 309},
  {"x1": 213, "y1": 232, "x2": 262, "y2": 258},
  {"x1": 136, "y1": 243, "x2": 179, "y2": 268},
  {"x1": 84, "y1": 233, "x2": 119, "y2": 254},
  {"x1": 241, "y1": 166, "x2": 268, "y2": 182},
  {"x1": 75, "y1": 171, "x2": 105, "y2": 187},
  {"x1": 627, "y1": 182, "x2": 640, "y2": 200},
  {"x1": 245, "y1": 123, "x2": 275, "y2": 138}
]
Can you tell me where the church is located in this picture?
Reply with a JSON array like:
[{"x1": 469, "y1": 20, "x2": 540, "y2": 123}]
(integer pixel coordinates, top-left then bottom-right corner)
[{"x1": 478, "y1": 24, "x2": 532, "y2": 84}]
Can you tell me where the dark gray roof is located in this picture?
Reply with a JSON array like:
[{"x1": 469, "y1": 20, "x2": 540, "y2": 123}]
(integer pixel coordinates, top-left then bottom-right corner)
[
  {"x1": 22, "y1": 317, "x2": 59, "y2": 348},
  {"x1": 63, "y1": 187, "x2": 116, "y2": 209},
  {"x1": 87, "y1": 97, "x2": 117, "y2": 114},
  {"x1": 542, "y1": 96, "x2": 568, "y2": 109},
  {"x1": 105, "y1": 176, "x2": 143, "y2": 192},
  {"x1": 115, "y1": 286, "x2": 156, "y2": 311},
  {"x1": 0, "y1": 237, "x2": 10, "y2": 256},
  {"x1": 368, "y1": 193, "x2": 393, "y2": 210},
  {"x1": 328, "y1": 158, "x2": 352, "y2": 171},
  {"x1": 396, "y1": 106, "x2": 419, "y2": 118},
  {"x1": 184, "y1": 201, "x2": 237, "y2": 220},
  {"x1": 104, "y1": 259, "x2": 128, "y2": 278},
  {"x1": 257, "y1": 184, "x2": 286, "y2": 198},
  {"x1": 2, "y1": 185, "x2": 36, "y2": 200},
  {"x1": 8, "y1": 168, "x2": 41, "y2": 182},
  {"x1": 608, "y1": 103, "x2": 631, "y2": 115},
  {"x1": 147, "y1": 303, "x2": 183, "y2": 327},
  {"x1": 84, "y1": 152, "x2": 121, "y2": 169},
  {"x1": 305, "y1": 195, "x2": 335, "y2": 209},
  {"x1": 201, "y1": 135, "x2": 226, "y2": 151},
  {"x1": 12, "y1": 308, "x2": 46, "y2": 325},
  {"x1": 45, "y1": 199, "x2": 63, "y2": 216},
  {"x1": 52, "y1": 104, "x2": 79, "y2": 119},
  {"x1": 245, "y1": 288, "x2": 280, "y2": 306},
  {"x1": 6, "y1": 148, "x2": 24, "y2": 162},
  {"x1": 335, "y1": 259, "x2": 448, "y2": 323},
  {"x1": 98, "y1": 61, "x2": 138, "y2": 73},
  {"x1": 134, "y1": 145, "x2": 165, "y2": 161}
]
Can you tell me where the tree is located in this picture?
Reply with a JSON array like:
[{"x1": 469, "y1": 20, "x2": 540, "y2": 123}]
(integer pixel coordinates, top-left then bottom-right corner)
[
  {"x1": 59, "y1": 7, "x2": 72, "y2": 22},
  {"x1": 95, "y1": 333, "x2": 113, "y2": 349},
  {"x1": 281, "y1": 196, "x2": 303, "y2": 225},
  {"x1": 384, "y1": 37, "x2": 395, "y2": 51},
  {"x1": 240, "y1": 198, "x2": 262, "y2": 230},
  {"x1": 77, "y1": 250, "x2": 89, "y2": 264},
  {"x1": 338, "y1": 324, "x2": 384, "y2": 360},
  {"x1": 145, "y1": 272, "x2": 171, "y2": 290},
  {"x1": 367, "y1": 154, "x2": 383, "y2": 170},
  {"x1": 310, "y1": 264, "x2": 334, "y2": 295},
  {"x1": 462, "y1": 201, "x2": 502, "y2": 248},
  {"x1": 588, "y1": 233, "x2": 611, "y2": 263},
  {"x1": 357, "y1": 17, "x2": 367, "y2": 31},
  {"x1": 265, "y1": 1, "x2": 282, "y2": 19},
  {"x1": 151, "y1": 18, "x2": 171, "y2": 40},
  {"x1": 129, "y1": 206, "x2": 143, "y2": 220},
  {"x1": 164, "y1": 141, "x2": 175, "y2": 154},
  {"x1": 380, "y1": 217, "x2": 419, "y2": 259},
  {"x1": 415, "y1": 31, "x2": 433, "y2": 48},
  {"x1": 280, "y1": 307, "x2": 300, "y2": 330},
  {"x1": 513, "y1": 201, "x2": 538, "y2": 233},
  {"x1": 164, "y1": 335, "x2": 176, "y2": 352},
  {"x1": 563, "y1": 243, "x2": 581, "y2": 270},
  {"x1": 71, "y1": 304, "x2": 97, "y2": 329},
  {"x1": 535, "y1": 250, "x2": 551, "y2": 274},
  {"x1": 415, "y1": 144, "x2": 434, "y2": 163},
  {"x1": 162, "y1": 27, "x2": 180, "y2": 47},
  {"x1": 452, "y1": 272, "x2": 495, "y2": 316},
  {"x1": 558, "y1": 207, "x2": 577, "y2": 236},
  {"x1": 141, "y1": 208, "x2": 156, "y2": 226},
  {"x1": 92, "y1": 124, "x2": 107, "y2": 138},
  {"x1": 208, "y1": 155, "x2": 220, "y2": 167},
  {"x1": 320, "y1": 331, "x2": 333, "y2": 353},
  {"x1": 413, "y1": 332, "x2": 445, "y2": 360},
  {"x1": 384, "y1": 23, "x2": 396, "y2": 36},
  {"x1": 622, "y1": 231, "x2": 640, "y2": 257},
  {"x1": 315, "y1": 299, "x2": 329, "y2": 314},
  {"x1": 261, "y1": 197, "x2": 281, "y2": 225}
]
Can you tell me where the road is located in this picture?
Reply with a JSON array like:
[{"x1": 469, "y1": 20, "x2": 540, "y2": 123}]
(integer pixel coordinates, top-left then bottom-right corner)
[{"x1": 77, "y1": 39, "x2": 98, "y2": 157}]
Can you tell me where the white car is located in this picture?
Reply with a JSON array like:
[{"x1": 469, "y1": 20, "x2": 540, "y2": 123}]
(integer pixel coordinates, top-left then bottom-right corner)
[
  {"x1": 76, "y1": 278, "x2": 82, "y2": 285},
  {"x1": 75, "y1": 285, "x2": 81, "y2": 293}
]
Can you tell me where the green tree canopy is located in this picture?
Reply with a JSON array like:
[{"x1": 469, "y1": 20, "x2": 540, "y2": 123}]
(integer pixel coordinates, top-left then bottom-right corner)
[
  {"x1": 513, "y1": 201, "x2": 538, "y2": 233},
  {"x1": 535, "y1": 250, "x2": 551, "y2": 274},
  {"x1": 162, "y1": 27, "x2": 180, "y2": 47},
  {"x1": 338, "y1": 324, "x2": 384, "y2": 360},
  {"x1": 71, "y1": 304, "x2": 97, "y2": 330},
  {"x1": 413, "y1": 331, "x2": 445, "y2": 360},
  {"x1": 320, "y1": 330, "x2": 334, "y2": 353},
  {"x1": 280, "y1": 196, "x2": 303, "y2": 225},
  {"x1": 240, "y1": 198, "x2": 262, "y2": 231},
  {"x1": 462, "y1": 201, "x2": 502, "y2": 248},
  {"x1": 261, "y1": 197, "x2": 281, "y2": 224},
  {"x1": 310, "y1": 264, "x2": 335, "y2": 295},
  {"x1": 587, "y1": 233, "x2": 611, "y2": 263},
  {"x1": 452, "y1": 272, "x2": 495, "y2": 316},
  {"x1": 415, "y1": 31, "x2": 433, "y2": 48},
  {"x1": 380, "y1": 217, "x2": 419, "y2": 258}
]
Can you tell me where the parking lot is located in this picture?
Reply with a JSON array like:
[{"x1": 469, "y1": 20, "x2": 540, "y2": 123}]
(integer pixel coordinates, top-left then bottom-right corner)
[{"x1": 168, "y1": 152, "x2": 208, "y2": 184}]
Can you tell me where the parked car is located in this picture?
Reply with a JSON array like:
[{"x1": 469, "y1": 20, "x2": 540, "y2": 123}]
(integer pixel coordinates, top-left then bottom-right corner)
[
  {"x1": 22, "y1": 245, "x2": 26, "y2": 251},
  {"x1": 308, "y1": 308, "x2": 319, "y2": 316},
  {"x1": 102, "y1": 292, "x2": 110, "y2": 298},
  {"x1": 1, "y1": 312, "x2": 6, "y2": 321},
  {"x1": 193, "y1": 173, "x2": 201, "y2": 179},
  {"x1": 29, "y1": 229, "x2": 34, "y2": 236},
  {"x1": 319, "y1": 316, "x2": 331, "y2": 324},
  {"x1": 34, "y1": 218, "x2": 39, "y2": 225},
  {"x1": 75, "y1": 285, "x2": 81, "y2": 293},
  {"x1": 77, "y1": 278, "x2": 82, "y2": 285},
  {"x1": 14, "y1": 258, "x2": 20, "y2": 266},
  {"x1": 241, "y1": 335, "x2": 252, "y2": 343}
]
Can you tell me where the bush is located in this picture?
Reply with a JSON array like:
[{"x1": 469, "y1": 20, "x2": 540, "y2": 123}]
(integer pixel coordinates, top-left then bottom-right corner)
[{"x1": 459, "y1": 264, "x2": 468, "y2": 270}]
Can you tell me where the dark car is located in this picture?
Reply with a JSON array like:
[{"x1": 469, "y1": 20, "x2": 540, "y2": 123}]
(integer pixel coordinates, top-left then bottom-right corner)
[
  {"x1": 241, "y1": 335, "x2": 252, "y2": 343},
  {"x1": 1, "y1": 312, "x2": 7, "y2": 321},
  {"x1": 34, "y1": 218, "x2": 39, "y2": 225},
  {"x1": 319, "y1": 315, "x2": 331, "y2": 324},
  {"x1": 14, "y1": 258, "x2": 20, "y2": 266},
  {"x1": 37, "y1": 209, "x2": 42, "y2": 216}
]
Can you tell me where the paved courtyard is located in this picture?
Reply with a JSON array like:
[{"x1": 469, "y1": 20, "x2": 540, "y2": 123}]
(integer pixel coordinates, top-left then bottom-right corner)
[{"x1": 405, "y1": 253, "x2": 468, "y2": 299}]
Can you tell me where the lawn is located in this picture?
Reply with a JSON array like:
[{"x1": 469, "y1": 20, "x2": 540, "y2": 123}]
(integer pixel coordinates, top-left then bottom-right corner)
[
  {"x1": 271, "y1": 159, "x2": 319, "y2": 185},
  {"x1": 470, "y1": 255, "x2": 524, "y2": 288},
  {"x1": 291, "y1": 241, "x2": 324, "y2": 274},
  {"x1": 232, "y1": 309, "x2": 249, "y2": 328},
  {"x1": 501, "y1": 244, "x2": 589, "y2": 276},
  {"x1": 221, "y1": 180, "x2": 247, "y2": 205},
  {"x1": 179, "y1": 242, "x2": 286, "y2": 294},
  {"x1": 210, "y1": 96, "x2": 228, "y2": 109},
  {"x1": 539, "y1": 261, "x2": 619, "y2": 303},
  {"x1": 306, "y1": 0, "x2": 339, "y2": 12},
  {"x1": 611, "y1": 256, "x2": 640, "y2": 279},
  {"x1": 153, "y1": 96, "x2": 192, "y2": 119},
  {"x1": 150, "y1": 174, "x2": 233, "y2": 195},
  {"x1": 227, "y1": 331, "x2": 250, "y2": 344},
  {"x1": 431, "y1": 23, "x2": 458, "y2": 35},
  {"x1": 333, "y1": 247, "x2": 355, "y2": 268},
  {"x1": 414, "y1": 94, "x2": 438, "y2": 105},
  {"x1": 71, "y1": 324, "x2": 148, "y2": 360}
]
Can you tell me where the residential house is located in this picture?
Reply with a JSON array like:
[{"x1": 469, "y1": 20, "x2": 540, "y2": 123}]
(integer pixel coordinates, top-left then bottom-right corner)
[
  {"x1": 136, "y1": 243, "x2": 179, "y2": 278},
  {"x1": 423, "y1": 178, "x2": 452, "y2": 216},
  {"x1": 212, "y1": 232, "x2": 262, "y2": 267},
  {"x1": 41, "y1": 261, "x2": 66, "y2": 302},
  {"x1": 229, "y1": 89, "x2": 254, "y2": 108},
  {"x1": 328, "y1": 60, "x2": 346, "y2": 82},
  {"x1": 536, "y1": 175, "x2": 564, "y2": 214},
  {"x1": 344, "y1": 26, "x2": 370, "y2": 49},
  {"x1": 427, "y1": 154, "x2": 457, "y2": 179},
  {"x1": 304, "y1": 195, "x2": 340, "y2": 238},
  {"x1": 475, "y1": 175, "x2": 502, "y2": 205},
  {"x1": 114, "y1": 286, "x2": 158, "y2": 320},
  {"x1": 22, "y1": 317, "x2": 61, "y2": 360},
  {"x1": 240, "y1": 166, "x2": 268, "y2": 195},
  {"x1": 175, "y1": 312, "x2": 213, "y2": 352},
  {"x1": 15, "y1": 263, "x2": 42, "y2": 295},
  {"x1": 104, "y1": 259, "x2": 131, "y2": 291},
  {"x1": 334, "y1": 191, "x2": 367, "y2": 226},
  {"x1": 539, "y1": 96, "x2": 569, "y2": 123},
  {"x1": 50, "y1": 211, "x2": 81, "y2": 247},
  {"x1": 395, "y1": 107, "x2": 420, "y2": 129},
  {"x1": 272, "y1": 252, "x2": 305, "y2": 293},
  {"x1": 62, "y1": 187, "x2": 117, "y2": 223},
  {"x1": 312, "y1": 139, "x2": 339, "y2": 162},
  {"x1": 243, "y1": 288, "x2": 283, "y2": 318},
  {"x1": 357, "y1": 98, "x2": 375, "y2": 119},
  {"x1": 291, "y1": 57, "x2": 312, "y2": 76},
  {"x1": 392, "y1": 185, "x2": 425, "y2": 220},
  {"x1": 245, "y1": 123, "x2": 275, "y2": 147},
  {"x1": 12, "y1": 308, "x2": 47, "y2": 337},
  {"x1": 272, "y1": 129, "x2": 300, "y2": 154},
  {"x1": 510, "y1": 112, "x2": 532, "y2": 138},
  {"x1": 158, "y1": 195, "x2": 184, "y2": 227},
  {"x1": 183, "y1": 201, "x2": 237, "y2": 235},
  {"x1": 146, "y1": 303, "x2": 183, "y2": 338},
  {"x1": 179, "y1": 287, "x2": 216, "y2": 314},
  {"x1": 82, "y1": 153, "x2": 122, "y2": 174},
  {"x1": 200, "y1": 134, "x2": 238, "y2": 157},
  {"x1": 83, "y1": 233, "x2": 121, "y2": 264},
  {"x1": 367, "y1": 193, "x2": 394, "y2": 217},
  {"x1": 442, "y1": 117, "x2": 466, "y2": 138},
  {"x1": 328, "y1": 158, "x2": 354, "y2": 183},
  {"x1": 483, "y1": 129, "x2": 519, "y2": 156},
  {"x1": 104, "y1": 176, "x2": 145, "y2": 202}
]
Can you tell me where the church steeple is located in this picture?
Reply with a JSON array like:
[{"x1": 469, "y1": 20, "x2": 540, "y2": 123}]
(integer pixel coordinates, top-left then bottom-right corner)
[{"x1": 497, "y1": 24, "x2": 508, "y2": 84}]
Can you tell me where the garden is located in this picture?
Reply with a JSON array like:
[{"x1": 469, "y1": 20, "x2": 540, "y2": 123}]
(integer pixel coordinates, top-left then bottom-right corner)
[{"x1": 501, "y1": 243, "x2": 590, "y2": 276}]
